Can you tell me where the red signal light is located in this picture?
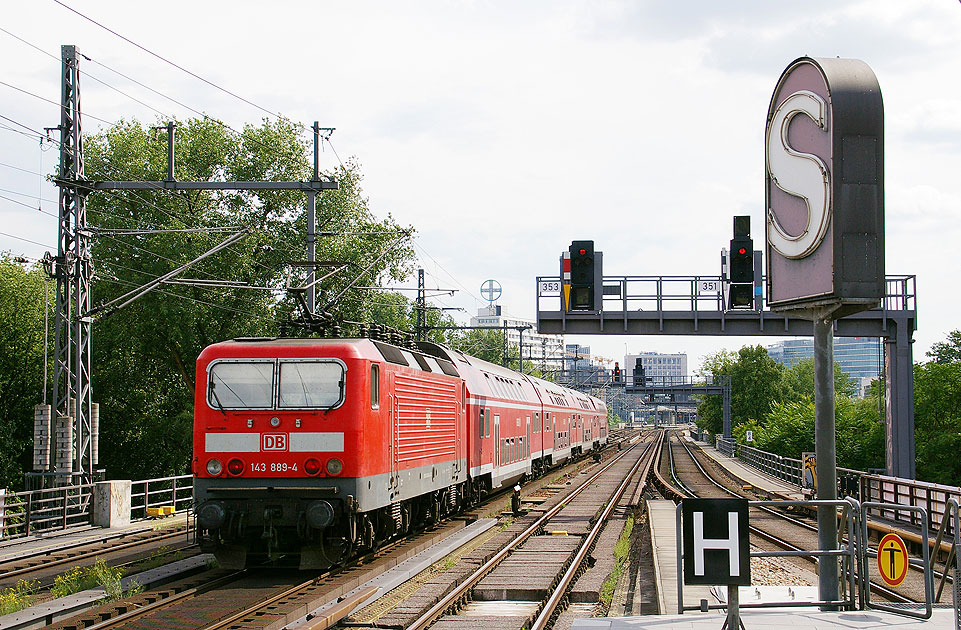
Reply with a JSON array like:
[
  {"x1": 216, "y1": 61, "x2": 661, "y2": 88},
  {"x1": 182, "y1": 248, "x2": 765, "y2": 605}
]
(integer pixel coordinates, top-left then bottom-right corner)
[
  {"x1": 579, "y1": 248, "x2": 586, "y2": 255},
  {"x1": 304, "y1": 458, "x2": 322, "y2": 476},
  {"x1": 227, "y1": 458, "x2": 244, "y2": 476},
  {"x1": 738, "y1": 247, "x2": 747, "y2": 255}
]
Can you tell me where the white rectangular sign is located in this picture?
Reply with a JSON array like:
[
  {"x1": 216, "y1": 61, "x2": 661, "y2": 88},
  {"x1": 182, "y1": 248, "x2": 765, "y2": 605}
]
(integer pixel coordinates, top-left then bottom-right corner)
[
  {"x1": 538, "y1": 280, "x2": 561, "y2": 295},
  {"x1": 698, "y1": 280, "x2": 721, "y2": 293}
]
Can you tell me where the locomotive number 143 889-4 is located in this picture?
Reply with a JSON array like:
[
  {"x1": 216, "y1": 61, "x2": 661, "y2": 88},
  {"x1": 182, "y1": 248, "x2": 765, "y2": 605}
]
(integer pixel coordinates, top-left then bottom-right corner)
[{"x1": 250, "y1": 462, "x2": 299, "y2": 473}]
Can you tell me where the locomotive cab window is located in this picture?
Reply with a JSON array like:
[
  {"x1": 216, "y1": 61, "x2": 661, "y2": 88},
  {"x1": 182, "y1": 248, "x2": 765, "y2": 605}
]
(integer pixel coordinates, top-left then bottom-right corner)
[
  {"x1": 278, "y1": 360, "x2": 345, "y2": 409},
  {"x1": 208, "y1": 361, "x2": 274, "y2": 409}
]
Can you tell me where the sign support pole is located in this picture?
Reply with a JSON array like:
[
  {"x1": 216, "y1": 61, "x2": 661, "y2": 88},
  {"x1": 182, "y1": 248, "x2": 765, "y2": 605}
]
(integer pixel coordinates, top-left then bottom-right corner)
[
  {"x1": 723, "y1": 585, "x2": 743, "y2": 630},
  {"x1": 814, "y1": 314, "x2": 839, "y2": 609}
]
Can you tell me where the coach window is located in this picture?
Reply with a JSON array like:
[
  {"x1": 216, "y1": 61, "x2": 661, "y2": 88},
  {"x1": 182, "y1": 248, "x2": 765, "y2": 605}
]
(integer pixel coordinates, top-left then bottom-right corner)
[
  {"x1": 278, "y1": 360, "x2": 345, "y2": 409},
  {"x1": 485, "y1": 409, "x2": 491, "y2": 437},
  {"x1": 370, "y1": 364, "x2": 380, "y2": 409},
  {"x1": 545, "y1": 412, "x2": 551, "y2": 431},
  {"x1": 462, "y1": 383, "x2": 466, "y2": 410}
]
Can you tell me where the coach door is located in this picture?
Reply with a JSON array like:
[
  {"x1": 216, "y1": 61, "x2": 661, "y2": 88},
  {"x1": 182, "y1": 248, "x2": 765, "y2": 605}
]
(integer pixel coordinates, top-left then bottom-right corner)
[
  {"x1": 526, "y1": 416, "x2": 531, "y2": 460},
  {"x1": 494, "y1": 414, "x2": 500, "y2": 468}
]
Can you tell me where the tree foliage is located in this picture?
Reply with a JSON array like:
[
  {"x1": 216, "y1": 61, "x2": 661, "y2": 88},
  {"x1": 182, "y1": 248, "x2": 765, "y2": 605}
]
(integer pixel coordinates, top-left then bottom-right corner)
[
  {"x1": 0, "y1": 256, "x2": 51, "y2": 489},
  {"x1": 748, "y1": 396, "x2": 884, "y2": 471},
  {"x1": 699, "y1": 343, "x2": 884, "y2": 472},
  {"x1": 781, "y1": 357, "x2": 858, "y2": 401},
  {"x1": 82, "y1": 118, "x2": 414, "y2": 480},
  {"x1": 696, "y1": 345, "x2": 785, "y2": 436},
  {"x1": 913, "y1": 360, "x2": 961, "y2": 484},
  {"x1": 927, "y1": 330, "x2": 961, "y2": 364}
]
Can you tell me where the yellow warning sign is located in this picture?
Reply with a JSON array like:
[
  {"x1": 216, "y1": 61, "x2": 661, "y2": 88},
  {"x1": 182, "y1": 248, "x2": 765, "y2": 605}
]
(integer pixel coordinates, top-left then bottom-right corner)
[
  {"x1": 563, "y1": 283, "x2": 571, "y2": 312},
  {"x1": 877, "y1": 533, "x2": 909, "y2": 587}
]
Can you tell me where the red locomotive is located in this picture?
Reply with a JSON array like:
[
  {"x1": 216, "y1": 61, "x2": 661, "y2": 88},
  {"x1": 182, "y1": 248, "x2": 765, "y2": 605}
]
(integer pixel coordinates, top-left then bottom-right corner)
[{"x1": 192, "y1": 334, "x2": 608, "y2": 568}]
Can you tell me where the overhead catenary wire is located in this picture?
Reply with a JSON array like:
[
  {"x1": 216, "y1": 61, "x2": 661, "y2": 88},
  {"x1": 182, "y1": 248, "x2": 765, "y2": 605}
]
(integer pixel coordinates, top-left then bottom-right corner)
[
  {"x1": 53, "y1": 0, "x2": 284, "y2": 121},
  {"x1": 0, "y1": 230, "x2": 55, "y2": 249}
]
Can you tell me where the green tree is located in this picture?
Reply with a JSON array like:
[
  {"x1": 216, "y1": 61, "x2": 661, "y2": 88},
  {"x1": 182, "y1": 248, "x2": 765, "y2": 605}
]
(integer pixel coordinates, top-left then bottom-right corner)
[
  {"x1": 927, "y1": 330, "x2": 961, "y2": 364},
  {"x1": 781, "y1": 357, "x2": 858, "y2": 401},
  {"x1": 449, "y1": 328, "x2": 506, "y2": 365},
  {"x1": 913, "y1": 360, "x2": 961, "y2": 484},
  {"x1": 82, "y1": 118, "x2": 414, "y2": 480},
  {"x1": 0, "y1": 256, "x2": 52, "y2": 490},
  {"x1": 757, "y1": 395, "x2": 884, "y2": 471},
  {"x1": 696, "y1": 346, "x2": 784, "y2": 436}
]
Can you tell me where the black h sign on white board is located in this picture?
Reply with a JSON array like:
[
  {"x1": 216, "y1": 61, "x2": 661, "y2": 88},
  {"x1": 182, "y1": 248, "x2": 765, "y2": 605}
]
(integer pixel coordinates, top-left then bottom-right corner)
[{"x1": 682, "y1": 498, "x2": 751, "y2": 585}]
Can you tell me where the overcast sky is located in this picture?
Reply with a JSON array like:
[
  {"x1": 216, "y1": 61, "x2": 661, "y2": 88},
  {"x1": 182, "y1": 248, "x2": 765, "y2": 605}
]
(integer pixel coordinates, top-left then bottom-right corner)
[{"x1": 2, "y1": 1, "x2": 959, "y2": 371}]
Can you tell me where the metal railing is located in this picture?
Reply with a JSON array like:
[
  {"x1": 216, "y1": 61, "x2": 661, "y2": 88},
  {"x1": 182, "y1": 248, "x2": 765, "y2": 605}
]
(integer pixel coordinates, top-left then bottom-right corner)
[
  {"x1": 536, "y1": 273, "x2": 916, "y2": 316},
  {"x1": 1, "y1": 474, "x2": 193, "y2": 541},
  {"x1": 932, "y1": 498, "x2": 961, "y2": 629},
  {"x1": 675, "y1": 498, "x2": 861, "y2": 613},
  {"x1": 0, "y1": 482, "x2": 94, "y2": 540},
  {"x1": 732, "y1": 440, "x2": 803, "y2": 487},
  {"x1": 860, "y1": 502, "x2": 934, "y2": 620},
  {"x1": 712, "y1": 436, "x2": 961, "y2": 546},
  {"x1": 131, "y1": 475, "x2": 193, "y2": 519}
]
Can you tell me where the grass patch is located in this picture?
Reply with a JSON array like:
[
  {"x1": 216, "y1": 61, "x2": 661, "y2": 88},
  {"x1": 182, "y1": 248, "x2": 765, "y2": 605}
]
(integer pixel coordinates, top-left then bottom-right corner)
[
  {"x1": 50, "y1": 560, "x2": 143, "y2": 602},
  {"x1": 0, "y1": 580, "x2": 39, "y2": 616},
  {"x1": 599, "y1": 515, "x2": 634, "y2": 606}
]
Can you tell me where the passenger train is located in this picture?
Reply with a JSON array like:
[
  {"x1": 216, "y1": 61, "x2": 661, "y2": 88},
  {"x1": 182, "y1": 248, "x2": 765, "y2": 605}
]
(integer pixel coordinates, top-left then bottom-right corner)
[{"x1": 192, "y1": 335, "x2": 608, "y2": 568}]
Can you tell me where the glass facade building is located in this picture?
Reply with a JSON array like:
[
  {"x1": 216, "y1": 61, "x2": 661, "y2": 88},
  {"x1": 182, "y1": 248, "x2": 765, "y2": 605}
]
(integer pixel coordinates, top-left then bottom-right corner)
[{"x1": 766, "y1": 337, "x2": 883, "y2": 380}]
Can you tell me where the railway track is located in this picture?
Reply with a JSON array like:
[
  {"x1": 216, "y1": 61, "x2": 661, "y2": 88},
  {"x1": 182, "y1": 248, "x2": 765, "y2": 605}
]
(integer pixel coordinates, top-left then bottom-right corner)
[
  {"x1": 0, "y1": 522, "x2": 193, "y2": 590},
  {"x1": 390, "y1": 431, "x2": 660, "y2": 629},
  {"x1": 661, "y1": 432, "x2": 933, "y2": 607},
  {"x1": 37, "y1": 437, "x2": 641, "y2": 630}
]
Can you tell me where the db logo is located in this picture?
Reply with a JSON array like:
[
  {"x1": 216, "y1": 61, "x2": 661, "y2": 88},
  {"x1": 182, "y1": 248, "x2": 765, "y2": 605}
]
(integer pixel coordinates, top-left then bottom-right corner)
[{"x1": 262, "y1": 433, "x2": 288, "y2": 451}]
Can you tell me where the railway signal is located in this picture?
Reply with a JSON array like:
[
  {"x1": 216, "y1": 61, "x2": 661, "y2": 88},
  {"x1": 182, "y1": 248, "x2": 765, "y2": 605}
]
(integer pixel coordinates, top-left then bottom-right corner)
[
  {"x1": 726, "y1": 216, "x2": 755, "y2": 309},
  {"x1": 569, "y1": 240, "x2": 596, "y2": 311}
]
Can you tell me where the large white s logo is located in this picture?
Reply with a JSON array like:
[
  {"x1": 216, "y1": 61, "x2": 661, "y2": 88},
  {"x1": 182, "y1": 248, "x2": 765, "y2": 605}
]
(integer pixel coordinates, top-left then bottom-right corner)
[{"x1": 766, "y1": 90, "x2": 831, "y2": 259}]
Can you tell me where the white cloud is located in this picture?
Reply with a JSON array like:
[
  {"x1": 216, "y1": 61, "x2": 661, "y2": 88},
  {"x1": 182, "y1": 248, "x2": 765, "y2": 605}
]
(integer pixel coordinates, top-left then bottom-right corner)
[{"x1": 2, "y1": 0, "x2": 959, "y2": 369}]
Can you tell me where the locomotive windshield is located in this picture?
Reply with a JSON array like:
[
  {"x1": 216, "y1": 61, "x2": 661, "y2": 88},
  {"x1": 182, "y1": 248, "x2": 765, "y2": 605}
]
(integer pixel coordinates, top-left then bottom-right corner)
[
  {"x1": 278, "y1": 361, "x2": 344, "y2": 408},
  {"x1": 207, "y1": 359, "x2": 345, "y2": 410},
  {"x1": 208, "y1": 361, "x2": 274, "y2": 408}
]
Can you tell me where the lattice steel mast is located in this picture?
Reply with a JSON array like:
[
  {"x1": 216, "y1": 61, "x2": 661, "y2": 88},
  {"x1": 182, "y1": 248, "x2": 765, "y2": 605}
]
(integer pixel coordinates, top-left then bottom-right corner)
[{"x1": 52, "y1": 45, "x2": 95, "y2": 480}]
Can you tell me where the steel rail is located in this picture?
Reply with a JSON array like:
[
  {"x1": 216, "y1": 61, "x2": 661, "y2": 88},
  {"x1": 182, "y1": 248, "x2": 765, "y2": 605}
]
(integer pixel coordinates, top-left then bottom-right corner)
[
  {"x1": 81, "y1": 571, "x2": 247, "y2": 630},
  {"x1": 0, "y1": 526, "x2": 190, "y2": 583},
  {"x1": 530, "y1": 431, "x2": 660, "y2": 629},
  {"x1": 674, "y1": 434, "x2": 917, "y2": 605},
  {"x1": 407, "y1": 433, "x2": 656, "y2": 630}
]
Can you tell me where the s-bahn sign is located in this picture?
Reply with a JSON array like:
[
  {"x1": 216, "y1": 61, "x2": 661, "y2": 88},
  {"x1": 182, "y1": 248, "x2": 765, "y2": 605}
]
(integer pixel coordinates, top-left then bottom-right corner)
[{"x1": 765, "y1": 57, "x2": 884, "y2": 315}]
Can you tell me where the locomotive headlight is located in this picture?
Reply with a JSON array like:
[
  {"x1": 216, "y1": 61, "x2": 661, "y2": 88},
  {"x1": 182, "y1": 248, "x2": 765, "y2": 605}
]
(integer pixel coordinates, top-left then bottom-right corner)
[
  {"x1": 206, "y1": 458, "x2": 223, "y2": 476},
  {"x1": 270, "y1": 416, "x2": 281, "y2": 427},
  {"x1": 326, "y1": 458, "x2": 343, "y2": 476}
]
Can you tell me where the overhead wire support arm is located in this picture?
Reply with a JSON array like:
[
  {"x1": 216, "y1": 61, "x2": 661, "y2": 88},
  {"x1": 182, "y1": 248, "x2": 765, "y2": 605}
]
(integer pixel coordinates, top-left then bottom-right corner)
[{"x1": 84, "y1": 228, "x2": 252, "y2": 320}]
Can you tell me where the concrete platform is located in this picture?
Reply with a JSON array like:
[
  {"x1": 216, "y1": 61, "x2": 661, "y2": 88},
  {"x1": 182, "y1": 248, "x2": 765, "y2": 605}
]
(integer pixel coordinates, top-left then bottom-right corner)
[
  {"x1": 647, "y1": 500, "x2": 715, "y2": 615},
  {"x1": 691, "y1": 439, "x2": 804, "y2": 500},
  {"x1": 572, "y1": 608, "x2": 956, "y2": 628}
]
